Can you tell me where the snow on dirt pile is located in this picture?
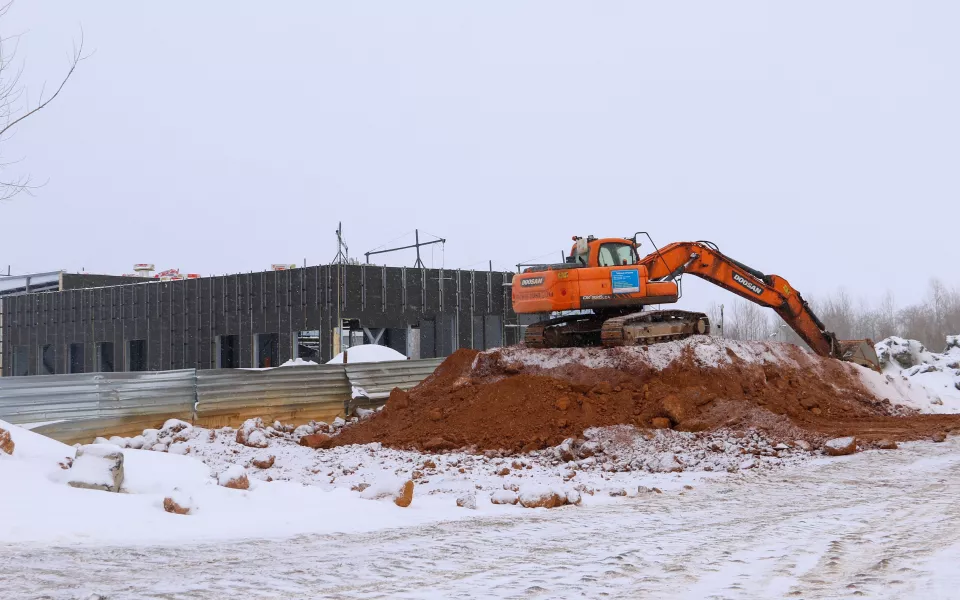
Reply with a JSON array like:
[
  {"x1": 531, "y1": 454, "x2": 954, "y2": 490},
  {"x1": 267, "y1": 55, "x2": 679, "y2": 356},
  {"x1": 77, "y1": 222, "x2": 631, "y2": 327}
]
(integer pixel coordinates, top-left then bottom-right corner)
[
  {"x1": 863, "y1": 336, "x2": 960, "y2": 413},
  {"x1": 333, "y1": 336, "x2": 960, "y2": 452}
]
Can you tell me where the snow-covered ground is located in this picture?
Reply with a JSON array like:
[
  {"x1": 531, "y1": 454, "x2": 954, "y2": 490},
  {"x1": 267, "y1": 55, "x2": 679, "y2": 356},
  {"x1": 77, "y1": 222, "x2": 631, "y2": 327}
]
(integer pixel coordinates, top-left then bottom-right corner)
[
  {"x1": 0, "y1": 417, "x2": 812, "y2": 546},
  {"x1": 5, "y1": 435, "x2": 960, "y2": 599},
  {"x1": 868, "y1": 336, "x2": 960, "y2": 413}
]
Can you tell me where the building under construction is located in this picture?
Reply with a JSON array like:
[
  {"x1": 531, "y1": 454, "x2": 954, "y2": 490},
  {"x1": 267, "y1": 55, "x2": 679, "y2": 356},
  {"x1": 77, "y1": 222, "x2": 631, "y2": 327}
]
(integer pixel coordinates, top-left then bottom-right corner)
[{"x1": 0, "y1": 263, "x2": 521, "y2": 376}]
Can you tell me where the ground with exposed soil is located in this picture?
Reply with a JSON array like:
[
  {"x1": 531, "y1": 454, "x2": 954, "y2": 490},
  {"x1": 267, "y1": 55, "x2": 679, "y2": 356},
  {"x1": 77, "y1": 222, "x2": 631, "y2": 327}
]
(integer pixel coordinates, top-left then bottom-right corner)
[{"x1": 333, "y1": 337, "x2": 960, "y2": 452}]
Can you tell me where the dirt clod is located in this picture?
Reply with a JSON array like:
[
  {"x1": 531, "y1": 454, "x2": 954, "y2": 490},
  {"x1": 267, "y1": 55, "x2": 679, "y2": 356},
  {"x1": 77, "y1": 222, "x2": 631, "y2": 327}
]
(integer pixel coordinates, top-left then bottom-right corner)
[
  {"x1": 251, "y1": 455, "x2": 275, "y2": 469},
  {"x1": 299, "y1": 434, "x2": 331, "y2": 450},
  {"x1": 0, "y1": 428, "x2": 14, "y2": 456},
  {"x1": 163, "y1": 497, "x2": 190, "y2": 515},
  {"x1": 222, "y1": 474, "x2": 249, "y2": 490},
  {"x1": 394, "y1": 480, "x2": 414, "y2": 507}
]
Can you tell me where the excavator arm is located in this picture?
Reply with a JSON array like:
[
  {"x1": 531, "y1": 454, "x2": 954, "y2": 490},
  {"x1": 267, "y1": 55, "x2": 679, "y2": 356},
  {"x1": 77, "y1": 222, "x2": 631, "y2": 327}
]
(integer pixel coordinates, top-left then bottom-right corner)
[{"x1": 639, "y1": 242, "x2": 880, "y2": 369}]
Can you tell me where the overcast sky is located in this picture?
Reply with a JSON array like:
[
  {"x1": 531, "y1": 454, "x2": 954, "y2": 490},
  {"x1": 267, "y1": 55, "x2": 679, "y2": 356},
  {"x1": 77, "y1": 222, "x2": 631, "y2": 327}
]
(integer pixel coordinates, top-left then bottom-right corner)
[{"x1": 1, "y1": 1, "x2": 957, "y2": 309}]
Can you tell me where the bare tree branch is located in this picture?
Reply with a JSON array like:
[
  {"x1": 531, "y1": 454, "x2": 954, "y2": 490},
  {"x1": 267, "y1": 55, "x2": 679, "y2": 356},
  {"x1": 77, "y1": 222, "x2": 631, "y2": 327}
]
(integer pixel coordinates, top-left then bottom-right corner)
[
  {"x1": 0, "y1": 28, "x2": 86, "y2": 139},
  {"x1": 0, "y1": 3, "x2": 88, "y2": 202}
]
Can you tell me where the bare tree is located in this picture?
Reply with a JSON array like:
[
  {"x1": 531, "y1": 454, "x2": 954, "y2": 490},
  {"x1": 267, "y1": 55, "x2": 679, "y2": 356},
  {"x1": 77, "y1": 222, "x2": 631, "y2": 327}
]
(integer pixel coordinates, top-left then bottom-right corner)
[
  {"x1": 702, "y1": 279, "x2": 958, "y2": 351},
  {"x1": 0, "y1": 2, "x2": 86, "y2": 201}
]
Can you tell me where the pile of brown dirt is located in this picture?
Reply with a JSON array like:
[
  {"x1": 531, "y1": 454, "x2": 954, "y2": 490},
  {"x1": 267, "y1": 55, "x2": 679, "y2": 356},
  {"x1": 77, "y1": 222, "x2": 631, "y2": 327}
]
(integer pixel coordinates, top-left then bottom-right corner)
[{"x1": 331, "y1": 337, "x2": 960, "y2": 453}]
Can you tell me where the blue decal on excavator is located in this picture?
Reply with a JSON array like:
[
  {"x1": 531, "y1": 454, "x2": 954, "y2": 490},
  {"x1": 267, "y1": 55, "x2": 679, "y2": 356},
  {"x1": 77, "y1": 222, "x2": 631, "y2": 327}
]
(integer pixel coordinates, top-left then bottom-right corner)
[{"x1": 611, "y1": 269, "x2": 640, "y2": 294}]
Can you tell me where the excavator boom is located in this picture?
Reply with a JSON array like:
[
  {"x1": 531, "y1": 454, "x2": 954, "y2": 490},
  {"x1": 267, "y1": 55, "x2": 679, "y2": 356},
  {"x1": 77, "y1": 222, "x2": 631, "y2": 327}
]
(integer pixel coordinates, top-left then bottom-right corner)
[{"x1": 639, "y1": 242, "x2": 880, "y2": 369}]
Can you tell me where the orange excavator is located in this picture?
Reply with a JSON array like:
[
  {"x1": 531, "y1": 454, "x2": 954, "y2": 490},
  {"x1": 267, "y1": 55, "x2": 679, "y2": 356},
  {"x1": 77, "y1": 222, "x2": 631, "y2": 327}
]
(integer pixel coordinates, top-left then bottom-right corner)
[{"x1": 511, "y1": 234, "x2": 880, "y2": 369}]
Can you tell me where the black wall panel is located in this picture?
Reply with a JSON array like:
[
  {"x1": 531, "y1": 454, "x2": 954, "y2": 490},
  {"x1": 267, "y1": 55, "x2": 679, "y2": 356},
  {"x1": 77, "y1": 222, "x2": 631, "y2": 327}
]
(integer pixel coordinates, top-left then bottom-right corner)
[{"x1": 2, "y1": 264, "x2": 517, "y2": 375}]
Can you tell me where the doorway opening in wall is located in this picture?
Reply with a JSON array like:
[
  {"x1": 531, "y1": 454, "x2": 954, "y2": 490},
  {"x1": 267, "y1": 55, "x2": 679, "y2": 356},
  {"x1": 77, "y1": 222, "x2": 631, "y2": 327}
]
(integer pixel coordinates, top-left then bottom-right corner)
[
  {"x1": 295, "y1": 330, "x2": 320, "y2": 362},
  {"x1": 128, "y1": 339, "x2": 147, "y2": 372},
  {"x1": 256, "y1": 333, "x2": 279, "y2": 368},
  {"x1": 218, "y1": 335, "x2": 239, "y2": 369},
  {"x1": 39, "y1": 344, "x2": 55, "y2": 375},
  {"x1": 407, "y1": 326, "x2": 421, "y2": 359},
  {"x1": 340, "y1": 319, "x2": 364, "y2": 350},
  {"x1": 12, "y1": 345, "x2": 28, "y2": 376},
  {"x1": 96, "y1": 342, "x2": 115, "y2": 372},
  {"x1": 69, "y1": 343, "x2": 85, "y2": 374}
]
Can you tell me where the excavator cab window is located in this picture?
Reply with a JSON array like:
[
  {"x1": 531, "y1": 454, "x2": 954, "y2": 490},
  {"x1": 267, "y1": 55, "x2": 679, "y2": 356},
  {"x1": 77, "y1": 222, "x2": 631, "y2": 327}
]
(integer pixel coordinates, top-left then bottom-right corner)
[{"x1": 598, "y1": 243, "x2": 637, "y2": 267}]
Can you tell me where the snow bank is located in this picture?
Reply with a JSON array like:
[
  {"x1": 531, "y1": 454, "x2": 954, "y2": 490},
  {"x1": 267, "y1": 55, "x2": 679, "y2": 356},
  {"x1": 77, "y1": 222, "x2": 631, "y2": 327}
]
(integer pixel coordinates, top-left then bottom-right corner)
[
  {"x1": 0, "y1": 420, "x2": 476, "y2": 545},
  {"x1": 0, "y1": 418, "x2": 74, "y2": 463},
  {"x1": 866, "y1": 336, "x2": 960, "y2": 413},
  {"x1": 0, "y1": 411, "x2": 833, "y2": 547},
  {"x1": 327, "y1": 344, "x2": 407, "y2": 364}
]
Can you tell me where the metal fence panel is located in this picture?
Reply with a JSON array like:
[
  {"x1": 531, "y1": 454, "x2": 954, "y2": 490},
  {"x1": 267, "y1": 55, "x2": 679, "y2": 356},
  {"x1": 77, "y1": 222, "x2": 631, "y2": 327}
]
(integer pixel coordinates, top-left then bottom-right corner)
[
  {"x1": 195, "y1": 365, "x2": 352, "y2": 415},
  {"x1": 1, "y1": 357, "x2": 444, "y2": 431},
  {"x1": 96, "y1": 370, "x2": 196, "y2": 419},
  {"x1": 0, "y1": 370, "x2": 196, "y2": 425},
  {"x1": 0, "y1": 373, "x2": 101, "y2": 424},
  {"x1": 345, "y1": 358, "x2": 445, "y2": 400}
]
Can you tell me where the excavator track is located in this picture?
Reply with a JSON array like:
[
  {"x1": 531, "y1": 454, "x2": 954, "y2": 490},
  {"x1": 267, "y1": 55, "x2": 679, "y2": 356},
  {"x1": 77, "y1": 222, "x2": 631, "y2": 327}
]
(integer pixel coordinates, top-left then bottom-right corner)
[
  {"x1": 524, "y1": 313, "x2": 607, "y2": 349},
  {"x1": 525, "y1": 310, "x2": 710, "y2": 349},
  {"x1": 601, "y1": 310, "x2": 710, "y2": 348}
]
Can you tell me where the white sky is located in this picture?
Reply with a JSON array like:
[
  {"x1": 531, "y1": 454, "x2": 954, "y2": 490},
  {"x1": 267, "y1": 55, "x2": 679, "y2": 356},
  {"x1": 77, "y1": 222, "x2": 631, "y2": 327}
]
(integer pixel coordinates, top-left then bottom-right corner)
[{"x1": 1, "y1": 1, "x2": 957, "y2": 310}]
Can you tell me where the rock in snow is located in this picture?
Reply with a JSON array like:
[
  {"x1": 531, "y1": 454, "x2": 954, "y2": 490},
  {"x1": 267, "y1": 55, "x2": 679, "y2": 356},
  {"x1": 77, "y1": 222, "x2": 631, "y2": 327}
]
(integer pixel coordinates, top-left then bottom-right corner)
[
  {"x1": 876, "y1": 439, "x2": 899, "y2": 450},
  {"x1": 823, "y1": 437, "x2": 857, "y2": 456},
  {"x1": 299, "y1": 434, "x2": 331, "y2": 449},
  {"x1": 218, "y1": 465, "x2": 250, "y2": 490},
  {"x1": 518, "y1": 484, "x2": 579, "y2": 509},
  {"x1": 394, "y1": 480, "x2": 414, "y2": 508},
  {"x1": 490, "y1": 489, "x2": 519, "y2": 505},
  {"x1": 0, "y1": 427, "x2": 14, "y2": 456},
  {"x1": 251, "y1": 455, "x2": 275, "y2": 469},
  {"x1": 163, "y1": 497, "x2": 191, "y2": 515},
  {"x1": 456, "y1": 492, "x2": 477, "y2": 510},
  {"x1": 359, "y1": 477, "x2": 414, "y2": 507},
  {"x1": 236, "y1": 418, "x2": 269, "y2": 449},
  {"x1": 67, "y1": 444, "x2": 125, "y2": 493}
]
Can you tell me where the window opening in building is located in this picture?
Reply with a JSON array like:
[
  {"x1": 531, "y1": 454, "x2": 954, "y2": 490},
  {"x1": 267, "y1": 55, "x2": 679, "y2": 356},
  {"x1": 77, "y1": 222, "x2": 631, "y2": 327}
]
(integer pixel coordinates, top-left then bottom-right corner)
[
  {"x1": 69, "y1": 343, "x2": 85, "y2": 374},
  {"x1": 128, "y1": 339, "x2": 147, "y2": 372},
  {"x1": 218, "y1": 335, "x2": 239, "y2": 369},
  {"x1": 97, "y1": 342, "x2": 115, "y2": 372},
  {"x1": 257, "y1": 333, "x2": 279, "y2": 368},
  {"x1": 295, "y1": 330, "x2": 320, "y2": 362},
  {"x1": 12, "y1": 345, "x2": 29, "y2": 376}
]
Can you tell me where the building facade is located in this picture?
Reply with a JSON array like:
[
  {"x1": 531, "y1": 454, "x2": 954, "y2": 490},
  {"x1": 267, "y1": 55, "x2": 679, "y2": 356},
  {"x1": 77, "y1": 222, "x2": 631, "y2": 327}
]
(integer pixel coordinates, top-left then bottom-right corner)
[{"x1": 0, "y1": 264, "x2": 521, "y2": 376}]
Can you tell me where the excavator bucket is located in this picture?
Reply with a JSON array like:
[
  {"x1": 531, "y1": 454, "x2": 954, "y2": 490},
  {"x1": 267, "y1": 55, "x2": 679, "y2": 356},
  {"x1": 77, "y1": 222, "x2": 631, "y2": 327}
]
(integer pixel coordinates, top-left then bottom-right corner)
[{"x1": 837, "y1": 339, "x2": 881, "y2": 371}]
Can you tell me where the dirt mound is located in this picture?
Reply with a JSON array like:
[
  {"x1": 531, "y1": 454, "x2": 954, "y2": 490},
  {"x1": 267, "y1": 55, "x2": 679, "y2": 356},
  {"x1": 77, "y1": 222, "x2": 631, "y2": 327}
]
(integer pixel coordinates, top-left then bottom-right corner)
[{"x1": 332, "y1": 337, "x2": 960, "y2": 453}]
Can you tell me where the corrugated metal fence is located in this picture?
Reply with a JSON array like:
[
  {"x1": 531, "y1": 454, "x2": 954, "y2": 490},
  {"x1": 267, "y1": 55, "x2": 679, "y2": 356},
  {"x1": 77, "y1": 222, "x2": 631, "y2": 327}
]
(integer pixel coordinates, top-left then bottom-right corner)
[
  {"x1": 195, "y1": 365, "x2": 352, "y2": 428},
  {"x1": 345, "y1": 358, "x2": 445, "y2": 400},
  {"x1": 0, "y1": 359, "x2": 442, "y2": 443}
]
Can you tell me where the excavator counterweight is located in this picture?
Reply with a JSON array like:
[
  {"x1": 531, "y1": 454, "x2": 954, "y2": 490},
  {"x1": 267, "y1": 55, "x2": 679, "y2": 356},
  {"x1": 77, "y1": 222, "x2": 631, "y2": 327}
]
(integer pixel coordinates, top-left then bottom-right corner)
[{"x1": 511, "y1": 236, "x2": 880, "y2": 370}]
